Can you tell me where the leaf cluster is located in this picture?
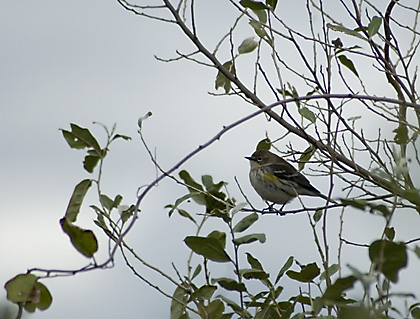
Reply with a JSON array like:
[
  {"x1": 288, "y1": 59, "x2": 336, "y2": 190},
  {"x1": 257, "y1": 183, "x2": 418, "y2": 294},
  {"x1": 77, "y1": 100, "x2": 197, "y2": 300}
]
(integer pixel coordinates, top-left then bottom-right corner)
[
  {"x1": 166, "y1": 169, "x2": 415, "y2": 319},
  {"x1": 4, "y1": 123, "x2": 132, "y2": 316}
]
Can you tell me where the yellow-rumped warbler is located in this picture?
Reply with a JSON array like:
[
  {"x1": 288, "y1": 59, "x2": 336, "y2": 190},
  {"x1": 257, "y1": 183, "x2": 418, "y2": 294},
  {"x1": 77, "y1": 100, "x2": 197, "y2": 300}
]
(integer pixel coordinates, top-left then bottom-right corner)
[{"x1": 246, "y1": 149, "x2": 329, "y2": 206}]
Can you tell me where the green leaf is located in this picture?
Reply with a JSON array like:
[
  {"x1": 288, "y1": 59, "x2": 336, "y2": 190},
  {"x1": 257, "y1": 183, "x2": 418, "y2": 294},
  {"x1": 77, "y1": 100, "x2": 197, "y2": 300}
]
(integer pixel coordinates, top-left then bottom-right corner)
[
  {"x1": 184, "y1": 236, "x2": 231, "y2": 262},
  {"x1": 36, "y1": 282, "x2": 53, "y2": 310},
  {"x1": 273, "y1": 286, "x2": 284, "y2": 300},
  {"x1": 60, "y1": 217, "x2": 98, "y2": 258},
  {"x1": 266, "y1": 0, "x2": 277, "y2": 10},
  {"x1": 212, "y1": 208, "x2": 232, "y2": 223},
  {"x1": 201, "y1": 175, "x2": 214, "y2": 191},
  {"x1": 256, "y1": 138, "x2": 271, "y2": 150},
  {"x1": 256, "y1": 303, "x2": 292, "y2": 319},
  {"x1": 332, "y1": 38, "x2": 343, "y2": 48},
  {"x1": 171, "y1": 285, "x2": 188, "y2": 319},
  {"x1": 338, "y1": 304, "x2": 372, "y2": 319},
  {"x1": 190, "y1": 285, "x2": 217, "y2": 301},
  {"x1": 119, "y1": 204, "x2": 135, "y2": 224},
  {"x1": 255, "y1": 304, "x2": 279, "y2": 319},
  {"x1": 369, "y1": 203, "x2": 391, "y2": 217},
  {"x1": 179, "y1": 170, "x2": 204, "y2": 192},
  {"x1": 218, "y1": 295, "x2": 252, "y2": 318},
  {"x1": 320, "y1": 264, "x2": 340, "y2": 281},
  {"x1": 257, "y1": 302, "x2": 294, "y2": 319},
  {"x1": 299, "y1": 107, "x2": 316, "y2": 123},
  {"x1": 298, "y1": 145, "x2": 316, "y2": 171},
  {"x1": 286, "y1": 262, "x2": 320, "y2": 282},
  {"x1": 5, "y1": 273, "x2": 37, "y2": 303},
  {"x1": 246, "y1": 252, "x2": 264, "y2": 271},
  {"x1": 24, "y1": 301, "x2": 37, "y2": 313},
  {"x1": 373, "y1": 203, "x2": 393, "y2": 216},
  {"x1": 93, "y1": 213, "x2": 108, "y2": 232},
  {"x1": 410, "y1": 304, "x2": 420, "y2": 312},
  {"x1": 90, "y1": 204, "x2": 104, "y2": 215},
  {"x1": 238, "y1": 37, "x2": 258, "y2": 54},
  {"x1": 61, "y1": 123, "x2": 101, "y2": 154},
  {"x1": 384, "y1": 227, "x2": 395, "y2": 241},
  {"x1": 290, "y1": 295, "x2": 312, "y2": 306},
  {"x1": 173, "y1": 173, "x2": 226, "y2": 212},
  {"x1": 415, "y1": 246, "x2": 420, "y2": 259},
  {"x1": 284, "y1": 83, "x2": 300, "y2": 107},
  {"x1": 231, "y1": 202, "x2": 248, "y2": 216},
  {"x1": 23, "y1": 282, "x2": 53, "y2": 312},
  {"x1": 61, "y1": 130, "x2": 88, "y2": 150},
  {"x1": 327, "y1": 24, "x2": 365, "y2": 40},
  {"x1": 312, "y1": 297, "x2": 324, "y2": 315},
  {"x1": 215, "y1": 60, "x2": 235, "y2": 93},
  {"x1": 249, "y1": 20, "x2": 269, "y2": 40},
  {"x1": 213, "y1": 278, "x2": 246, "y2": 292},
  {"x1": 65, "y1": 179, "x2": 92, "y2": 222},
  {"x1": 393, "y1": 125, "x2": 408, "y2": 145},
  {"x1": 369, "y1": 240, "x2": 407, "y2": 282},
  {"x1": 368, "y1": 16, "x2": 382, "y2": 38},
  {"x1": 278, "y1": 301, "x2": 295, "y2": 317},
  {"x1": 402, "y1": 189, "x2": 420, "y2": 208},
  {"x1": 179, "y1": 170, "x2": 206, "y2": 205},
  {"x1": 83, "y1": 154, "x2": 101, "y2": 173},
  {"x1": 166, "y1": 193, "x2": 199, "y2": 220},
  {"x1": 275, "y1": 256, "x2": 294, "y2": 284},
  {"x1": 412, "y1": 307, "x2": 420, "y2": 319},
  {"x1": 233, "y1": 233, "x2": 266, "y2": 245},
  {"x1": 253, "y1": 9, "x2": 267, "y2": 24},
  {"x1": 138, "y1": 111, "x2": 153, "y2": 130},
  {"x1": 177, "y1": 208, "x2": 197, "y2": 224},
  {"x1": 348, "y1": 115, "x2": 362, "y2": 122},
  {"x1": 100, "y1": 194, "x2": 114, "y2": 211},
  {"x1": 323, "y1": 276, "x2": 357, "y2": 303},
  {"x1": 240, "y1": 0, "x2": 267, "y2": 10},
  {"x1": 202, "y1": 175, "x2": 225, "y2": 193},
  {"x1": 338, "y1": 55, "x2": 359, "y2": 77},
  {"x1": 111, "y1": 133, "x2": 131, "y2": 142},
  {"x1": 240, "y1": 268, "x2": 268, "y2": 280},
  {"x1": 207, "y1": 230, "x2": 227, "y2": 248},
  {"x1": 205, "y1": 300, "x2": 225, "y2": 318},
  {"x1": 233, "y1": 212, "x2": 259, "y2": 233},
  {"x1": 191, "y1": 264, "x2": 202, "y2": 280},
  {"x1": 313, "y1": 209, "x2": 323, "y2": 223},
  {"x1": 113, "y1": 195, "x2": 123, "y2": 208}
]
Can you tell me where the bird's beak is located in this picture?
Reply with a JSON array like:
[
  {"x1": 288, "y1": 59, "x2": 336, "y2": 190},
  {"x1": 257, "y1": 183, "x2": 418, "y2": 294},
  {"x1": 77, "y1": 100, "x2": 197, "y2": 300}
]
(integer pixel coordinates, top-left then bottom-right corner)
[{"x1": 245, "y1": 156, "x2": 253, "y2": 161}]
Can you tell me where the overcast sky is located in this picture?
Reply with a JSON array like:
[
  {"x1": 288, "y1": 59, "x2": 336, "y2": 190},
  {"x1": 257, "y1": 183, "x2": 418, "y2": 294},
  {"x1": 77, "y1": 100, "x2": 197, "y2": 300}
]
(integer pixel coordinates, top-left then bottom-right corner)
[{"x1": 2, "y1": 1, "x2": 420, "y2": 318}]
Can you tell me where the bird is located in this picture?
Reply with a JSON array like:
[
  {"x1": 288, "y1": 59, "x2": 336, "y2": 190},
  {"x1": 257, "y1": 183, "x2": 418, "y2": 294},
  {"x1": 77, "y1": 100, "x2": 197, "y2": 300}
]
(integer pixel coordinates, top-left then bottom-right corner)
[{"x1": 245, "y1": 149, "x2": 330, "y2": 207}]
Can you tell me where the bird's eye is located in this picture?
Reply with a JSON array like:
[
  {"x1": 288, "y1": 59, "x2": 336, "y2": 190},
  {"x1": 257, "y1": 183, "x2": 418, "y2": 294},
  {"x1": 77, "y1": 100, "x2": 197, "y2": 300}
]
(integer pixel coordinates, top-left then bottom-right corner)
[{"x1": 257, "y1": 157, "x2": 263, "y2": 162}]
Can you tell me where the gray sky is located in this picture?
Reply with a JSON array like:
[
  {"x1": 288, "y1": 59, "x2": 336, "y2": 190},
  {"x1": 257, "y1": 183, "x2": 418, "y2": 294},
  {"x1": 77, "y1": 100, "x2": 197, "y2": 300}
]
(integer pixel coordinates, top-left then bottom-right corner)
[{"x1": 2, "y1": 1, "x2": 420, "y2": 318}]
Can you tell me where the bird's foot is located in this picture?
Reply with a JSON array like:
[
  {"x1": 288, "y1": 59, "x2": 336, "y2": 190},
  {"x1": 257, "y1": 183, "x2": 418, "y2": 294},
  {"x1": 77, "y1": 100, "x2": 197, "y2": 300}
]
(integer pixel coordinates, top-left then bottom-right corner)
[{"x1": 263, "y1": 203, "x2": 285, "y2": 216}]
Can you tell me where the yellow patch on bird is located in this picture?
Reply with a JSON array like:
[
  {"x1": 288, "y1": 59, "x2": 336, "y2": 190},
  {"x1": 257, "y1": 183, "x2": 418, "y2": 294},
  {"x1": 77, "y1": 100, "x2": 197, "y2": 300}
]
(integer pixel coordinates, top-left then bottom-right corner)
[{"x1": 263, "y1": 171, "x2": 280, "y2": 182}]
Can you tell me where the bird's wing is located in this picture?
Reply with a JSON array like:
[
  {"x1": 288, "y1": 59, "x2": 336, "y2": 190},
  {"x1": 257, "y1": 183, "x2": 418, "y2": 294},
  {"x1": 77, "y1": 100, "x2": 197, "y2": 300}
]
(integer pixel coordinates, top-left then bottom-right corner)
[
  {"x1": 267, "y1": 163, "x2": 321, "y2": 195},
  {"x1": 266, "y1": 162, "x2": 300, "y2": 179}
]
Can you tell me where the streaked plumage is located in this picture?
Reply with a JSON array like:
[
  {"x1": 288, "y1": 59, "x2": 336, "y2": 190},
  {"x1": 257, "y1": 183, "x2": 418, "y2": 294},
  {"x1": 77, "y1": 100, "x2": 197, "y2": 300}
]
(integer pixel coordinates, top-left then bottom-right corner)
[{"x1": 246, "y1": 149, "x2": 327, "y2": 205}]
